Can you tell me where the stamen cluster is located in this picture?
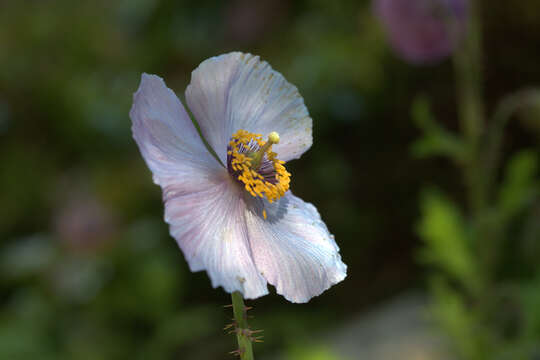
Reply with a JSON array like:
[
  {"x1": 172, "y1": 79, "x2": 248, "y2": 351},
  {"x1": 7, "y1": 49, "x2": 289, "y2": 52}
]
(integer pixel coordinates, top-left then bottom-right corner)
[{"x1": 227, "y1": 129, "x2": 290, "y2": 203}]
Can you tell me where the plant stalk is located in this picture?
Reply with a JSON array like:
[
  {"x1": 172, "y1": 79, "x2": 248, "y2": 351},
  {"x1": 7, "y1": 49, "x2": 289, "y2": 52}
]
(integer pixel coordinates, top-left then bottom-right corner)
[
  {"x1": 453, "y1": 0, "x2": 486, "y2": 215},
  {"x1": 231, "y1": 291, "x2": 254, "y2": 360},
  {"x1": 452, "y1": 2, "x2": 491, "y2": 358}
]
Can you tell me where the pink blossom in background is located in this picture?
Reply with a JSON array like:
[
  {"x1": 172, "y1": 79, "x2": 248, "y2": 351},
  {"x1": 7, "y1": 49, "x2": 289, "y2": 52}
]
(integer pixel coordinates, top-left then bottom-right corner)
[
  {"x1": 129, "y1": 53, "x2": 347, "y2": 303},
  {"x1": 224, "y1": 0, "x2": 288, "y2": 45},
  {"x1": 53, "y1": 181, "x2": 116, "y2": 252},
  {"x1": 374, "y1": 0, "x2": 469, "y2": 64}
]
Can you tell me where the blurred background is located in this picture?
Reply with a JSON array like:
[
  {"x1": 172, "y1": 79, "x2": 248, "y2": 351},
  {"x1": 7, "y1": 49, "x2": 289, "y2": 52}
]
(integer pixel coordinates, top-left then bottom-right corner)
[{"x1": 1, "y1": 0, "x2": 540, "y2": 359}]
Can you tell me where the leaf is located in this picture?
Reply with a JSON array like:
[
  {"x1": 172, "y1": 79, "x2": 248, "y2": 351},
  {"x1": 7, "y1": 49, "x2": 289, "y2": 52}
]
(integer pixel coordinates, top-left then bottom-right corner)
[
  {"x1": 410, "y1": 95, "x2": 466, "y2": 161},
  {"x1": 429, "y1": 277, "x2": 487, "y2": 359},
  {"x1": 517, "y1": 273, "x2": 540, "y2": 340},
  {"x1": 417, "y1": 189, "x2": 480, "y2": 292},
  {"x1": 497, "y1": 150, "x2": 538, "y2": 220},
  {"x1": 286, "y1": 345, "x2": 347, "y2": 360}
]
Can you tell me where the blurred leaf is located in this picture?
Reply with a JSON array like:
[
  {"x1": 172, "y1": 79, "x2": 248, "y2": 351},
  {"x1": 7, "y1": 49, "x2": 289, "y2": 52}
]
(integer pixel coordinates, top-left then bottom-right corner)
[
  {"x1": 497, "y1": 150, "x2": 538, "y2": 220},
  {"x1": 285, "y1": 344, "x2": 348, "y2": 360},
  {"x1": 519, "y1": 98, "x2": 540, "y2": 140},
  {"x1": 488, "y1": 275, "x2": 540, "y2": 359},
  {"x1": 520, "y1": 203, "x2": 540, "y2": 265},
  {"x1": 411, "y1": 95, "x2": 437, "y2": 130},
  {"x1": 50, "y1": 256, "x2": 106, "y2": 304},
  {"x1": 410, "y1": 95, "x2": 466, "y2": 162},
  {"x1": 417, "y1": 189, "x2": 480, "y2": 292},
  {"x1": 63, "y1": 318, "x2": 132, "y2": 360},
  {"x1": 0, "y1": 235, "x2": 55, "y2": 280},
  {"x1": 490, "y1": 89, "x2": 540, "y2": 142},
  {"x1": 518, "y1": 274, "x2": 540, "y2": 340},
  {"x1": 430, "y1": 277, "x2": 487, "y2": 360},
  {"x1": 137, "y1": 306, "x2": 220, "y2": 360},
  {"x1": 0, "y1": 289, "x2": 57, "y2": 360}
]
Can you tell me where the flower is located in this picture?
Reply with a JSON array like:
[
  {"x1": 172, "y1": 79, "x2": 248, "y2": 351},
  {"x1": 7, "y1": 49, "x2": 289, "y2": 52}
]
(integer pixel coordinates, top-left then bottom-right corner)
[
  {"x1": 53, "y1": 177, "x2": 116, "y2": 252},
  {"x1": 374, "y1": 0, "x2": 469, "y2": 64},
  {"x1": 129, "y1": 52, "x2": 347, "y2": 303}
]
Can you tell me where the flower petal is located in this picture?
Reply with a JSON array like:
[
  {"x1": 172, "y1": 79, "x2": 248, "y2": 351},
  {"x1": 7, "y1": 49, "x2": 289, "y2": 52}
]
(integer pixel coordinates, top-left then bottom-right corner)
[
  {"x1": 185, "y1": 52, "x2": 312, "y2": 164},
  {"x1": 130, "y1": 73, "x2": 221, "y2": 188},
  {"x1": 164, "y1": 176, "x2": 269, "y2": 299},
  {"x1": 130, "y1": 74, "x2": 267, "y2": 298},
  {"x1": 245, "y1": 193, "x2": 347, "y2": 303}
]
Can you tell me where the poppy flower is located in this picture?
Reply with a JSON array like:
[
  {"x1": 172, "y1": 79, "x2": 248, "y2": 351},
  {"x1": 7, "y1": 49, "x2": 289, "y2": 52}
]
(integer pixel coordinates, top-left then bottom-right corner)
[
  {"x1": 130, "y1": 52, "x2": 347, "y2": 303},
  {"x1": 375, "y1": 0, "x2": 468, "y2": 64}
]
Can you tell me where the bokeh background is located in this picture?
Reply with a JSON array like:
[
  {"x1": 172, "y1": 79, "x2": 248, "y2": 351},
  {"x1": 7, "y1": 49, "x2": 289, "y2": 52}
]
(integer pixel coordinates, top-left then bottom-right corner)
[{"x1": 1, "y1": 0, "x2": 540, "y2": 359}]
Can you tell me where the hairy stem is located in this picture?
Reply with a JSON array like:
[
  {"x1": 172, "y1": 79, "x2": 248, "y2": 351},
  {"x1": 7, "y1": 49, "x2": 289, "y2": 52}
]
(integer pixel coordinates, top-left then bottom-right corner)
[{"x1": 231, "y1": 292, "x2": 254, "y2": 360}]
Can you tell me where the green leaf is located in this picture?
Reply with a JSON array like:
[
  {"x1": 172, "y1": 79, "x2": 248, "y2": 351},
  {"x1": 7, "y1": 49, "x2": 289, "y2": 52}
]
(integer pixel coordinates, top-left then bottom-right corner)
[
  {"x1": 517, "y1": 273, "x2": 540, "y2": 340},
  {"x1": 429, "y1": 277, "x2": 487, "y2": 359},
  {"x1": 411, "y1": 95, "x2": 436, "y2": 130},
  {"x1": 410, "y1": 96, "x2": 466, "y2": 161},
  {"x1": 497, "y1": 150, "x2": 538, "y2": 220},
  {"x1": 417, "y1": 190, "x2": 480, "y2": 292},
  {"x1": 286, "y1": 345, "x2": 347, "y2": 360}
]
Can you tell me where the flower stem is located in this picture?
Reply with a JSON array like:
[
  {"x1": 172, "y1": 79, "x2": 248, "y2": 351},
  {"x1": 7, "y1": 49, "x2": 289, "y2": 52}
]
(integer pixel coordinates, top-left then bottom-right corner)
[
  {"x1": 453, "y1": 0, "x2": 485, "y2": 216},
  {"x1": 231, "y1": 291, "x2": 254, "y2": 360},
  {"x1": 451, "y1": 2, "x2": 490, "y2": 358}
]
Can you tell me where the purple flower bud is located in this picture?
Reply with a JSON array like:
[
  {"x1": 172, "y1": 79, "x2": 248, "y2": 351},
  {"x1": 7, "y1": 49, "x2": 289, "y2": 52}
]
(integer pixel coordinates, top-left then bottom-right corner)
[{"x1": 374, "y1": 0, "x2": 469, "y2": 64}]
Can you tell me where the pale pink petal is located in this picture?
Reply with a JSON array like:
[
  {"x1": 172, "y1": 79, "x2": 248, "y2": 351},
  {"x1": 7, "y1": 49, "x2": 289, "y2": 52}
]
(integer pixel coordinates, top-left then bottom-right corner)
[
  {"x1": 244, "y1": 193, "x2": 347, "y2": 303},
  {"x1": 164, "y1": 176, "x2": 268, "y2": 298},
  {"x1": 185, "y1": 52, "x2": 312, "y2": 164},
  {"x1": 131, "y1": 74, "x2": 268, "y2": 298},
  {"x1": 130, "y1": 73, "x2": 221, "y2": 188}
]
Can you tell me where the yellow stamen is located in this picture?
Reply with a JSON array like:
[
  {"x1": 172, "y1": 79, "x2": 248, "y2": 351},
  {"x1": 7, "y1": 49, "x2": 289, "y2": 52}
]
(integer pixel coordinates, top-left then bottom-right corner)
[
  {"x1": 262, "y1": 210, "x2": 267, "y2": 220},
  {"x1": 249, "y1": 131, "x2": 280, "y2": 169},
  {"x1": 228, "y1": 129, "x2": 291, "y2": 203},
  {"x1": 268, "y1": 131, "x2": 280, "y2": 144}
]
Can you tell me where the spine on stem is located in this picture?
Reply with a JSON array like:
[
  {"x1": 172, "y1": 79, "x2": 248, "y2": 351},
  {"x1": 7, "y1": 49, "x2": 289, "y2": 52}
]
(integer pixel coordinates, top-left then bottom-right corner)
[{"x1": 226, "y1": 292, "x2": 263, "y2": 359}]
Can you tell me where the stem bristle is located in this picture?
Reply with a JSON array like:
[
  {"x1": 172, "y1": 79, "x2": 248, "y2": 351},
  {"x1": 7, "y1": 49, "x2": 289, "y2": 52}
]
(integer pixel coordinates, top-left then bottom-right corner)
[{"x1": 228, "y1": 292, "x2": 257, "y2": 359}]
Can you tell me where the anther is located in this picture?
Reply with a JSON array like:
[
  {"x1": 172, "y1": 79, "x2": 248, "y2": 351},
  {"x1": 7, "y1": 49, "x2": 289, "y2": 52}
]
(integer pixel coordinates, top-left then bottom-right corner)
[
  {"x1": 227, "y1": 129, "x2": 290, "y2": 203},
  {"x1": 268, "y1": 131, "x2": 280, "y2": 144},
  {"x1": 249, "y1": 132, "x2": 280, "y2": 170}
]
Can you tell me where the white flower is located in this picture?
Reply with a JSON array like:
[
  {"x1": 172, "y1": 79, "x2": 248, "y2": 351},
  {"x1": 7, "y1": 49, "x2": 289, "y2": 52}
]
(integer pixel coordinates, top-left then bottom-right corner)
[{"x1": 130, "y1": 52, "x2": 347, "y2": 303}]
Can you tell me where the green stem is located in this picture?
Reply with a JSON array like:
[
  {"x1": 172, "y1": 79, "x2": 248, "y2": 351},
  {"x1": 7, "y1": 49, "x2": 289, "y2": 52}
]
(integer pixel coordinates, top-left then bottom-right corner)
[
  {"x1": 231, "y1": 292, "x2": 254, "y2": 360},
  {"x1": 453, "y1": 1, "x2": 493, "y2": 285},
  {"x1": 452, "y1": 2, "x2": 490, "y2": 358},
  {"x1": 453, "y1": 0, "x2": 485, "y2": 215},
  {"x1": 483, "y1": 89, "x2": 540, "y2": 198}
]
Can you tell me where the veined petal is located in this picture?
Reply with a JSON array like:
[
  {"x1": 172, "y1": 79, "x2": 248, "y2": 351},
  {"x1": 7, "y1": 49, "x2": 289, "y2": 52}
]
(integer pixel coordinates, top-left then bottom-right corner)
[
  {"x1": 130, "y1": 73, "x2": 221, "y2": 188},
  {"x1": 164, "y1": 176, "x2": 269, "y2": 299},
  {"x1": 185, "y1": 52, "x2": 312, "y2": 164},
  {"x1": 245, "y1": 193, "x2": 347, "y2": 303},
  {"x1": 131, "y1": 74, "x2": 268, "y2": 298}
]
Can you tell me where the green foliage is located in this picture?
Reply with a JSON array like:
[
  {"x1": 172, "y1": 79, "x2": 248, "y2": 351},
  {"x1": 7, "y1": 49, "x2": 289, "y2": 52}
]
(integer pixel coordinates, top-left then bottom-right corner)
[
  {"x1": 1, "y1": 0, "x2": 540, "y2": 358},
  {"x1": 0, "y1": 1, "x2": 394, "y2": 358},
  {"x1": 416, "y1": 127, "x2": 540, "y2": 360},
  {"x1": 411, "y1": 96, "x2": 466, "y2": 162},
  {"x1": 417, "y1": 190, "x2": 481, "y2": 293},
  {"x1": 518, "y1": 273, "x2": 540, "y2": 343},
  {"x1": 285, "y1": 345, "x2": 347, "y2": 360},
  {"x1": 415, "y1": 76, "x2": 540, "y2": 360},
  {"x1": 497, "y1": 150, "x2": 538, "y2": 221},
  {"x1": 430, "y1": 277, "x2": 486, "y2": 359}
]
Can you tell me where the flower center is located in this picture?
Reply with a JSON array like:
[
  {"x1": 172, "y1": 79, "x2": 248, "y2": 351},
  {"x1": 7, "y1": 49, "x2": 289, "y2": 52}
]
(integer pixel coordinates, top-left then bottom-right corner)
[{"x1": 227, "y1": 129, "x2": 290, "y2": 204}]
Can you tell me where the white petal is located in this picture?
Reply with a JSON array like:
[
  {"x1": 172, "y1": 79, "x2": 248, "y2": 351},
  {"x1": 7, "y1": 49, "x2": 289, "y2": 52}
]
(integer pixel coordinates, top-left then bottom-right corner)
[
  {"x1": 245, "y1": 193, "x2": 347, "y2": 303},
  {"x1": 185, "y1": 52, "x2": 312, "y2": 164},
  {"x1": 164, "y1": 176, "x2": 268, "y2": 299},
  {"x1": 130, "y1": 73, "x2": 221, "y2": 188}
]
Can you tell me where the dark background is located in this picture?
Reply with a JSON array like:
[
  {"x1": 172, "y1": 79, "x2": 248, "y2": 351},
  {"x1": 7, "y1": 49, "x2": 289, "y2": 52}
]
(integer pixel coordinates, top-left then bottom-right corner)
[{"x1": 1, "y1": 1, "x2": 539, "y2": 359}]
